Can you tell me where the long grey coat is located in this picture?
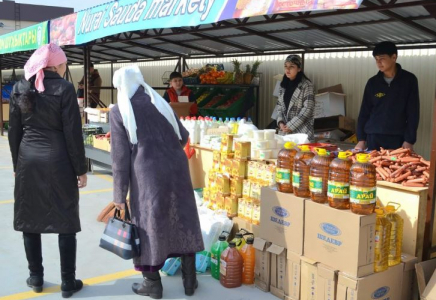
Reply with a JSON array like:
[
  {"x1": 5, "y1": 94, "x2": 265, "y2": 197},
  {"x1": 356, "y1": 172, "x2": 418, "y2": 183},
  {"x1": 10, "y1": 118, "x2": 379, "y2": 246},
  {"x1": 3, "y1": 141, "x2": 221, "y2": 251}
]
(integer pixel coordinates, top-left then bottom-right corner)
[{"x1": 110, "y1": 86, "x2": 204, "y2": 267}]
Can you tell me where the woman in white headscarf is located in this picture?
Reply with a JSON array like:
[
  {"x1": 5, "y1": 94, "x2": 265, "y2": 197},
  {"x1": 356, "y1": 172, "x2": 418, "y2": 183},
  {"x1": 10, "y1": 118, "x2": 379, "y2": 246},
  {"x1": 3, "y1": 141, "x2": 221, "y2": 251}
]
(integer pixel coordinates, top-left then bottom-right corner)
[{"x1": 110, "y1": 65, "x2": 204, "y2": 299}]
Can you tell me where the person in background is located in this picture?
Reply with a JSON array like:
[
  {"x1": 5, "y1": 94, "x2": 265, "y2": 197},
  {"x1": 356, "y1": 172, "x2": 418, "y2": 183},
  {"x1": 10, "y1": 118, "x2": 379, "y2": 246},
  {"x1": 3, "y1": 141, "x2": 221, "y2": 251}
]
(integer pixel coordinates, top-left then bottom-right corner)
[
  {"x1": 9, "y1": 43, "x2": 87, "y2": 298},
  {"x1": 356, "y1": 42, "x2": 420, "y2": 151},
  {"x1": 78, "y1": 63, "x2": 102, "y2": 108},
  {"x1": 111, "y1": 65, "x2": 204, "y2": 299},
  {"x1": 276, "y1": 55, "x2": 315, "y2": 141},
  {"x1": 163, "y1": 71, "x2": 198, "y2": 116}
]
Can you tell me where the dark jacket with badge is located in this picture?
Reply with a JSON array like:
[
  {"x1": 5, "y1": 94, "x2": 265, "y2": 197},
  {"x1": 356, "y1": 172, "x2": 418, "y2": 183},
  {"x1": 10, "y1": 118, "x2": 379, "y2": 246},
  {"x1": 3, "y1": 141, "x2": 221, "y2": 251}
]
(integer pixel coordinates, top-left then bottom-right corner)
[
  {"x1": 357, "y1": 64, "x2": 420, "y2": 144},
  {"x1": 9, "y1": 71, "x2": 87, "y2": 234}
]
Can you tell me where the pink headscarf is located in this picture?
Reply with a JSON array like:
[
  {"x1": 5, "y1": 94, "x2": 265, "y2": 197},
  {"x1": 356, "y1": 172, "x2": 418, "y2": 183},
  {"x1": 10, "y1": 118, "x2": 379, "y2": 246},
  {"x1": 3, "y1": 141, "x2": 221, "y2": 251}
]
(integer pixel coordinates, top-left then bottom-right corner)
[{"x1": 24, "y1": 43, "x2": 67, "y2": 92}]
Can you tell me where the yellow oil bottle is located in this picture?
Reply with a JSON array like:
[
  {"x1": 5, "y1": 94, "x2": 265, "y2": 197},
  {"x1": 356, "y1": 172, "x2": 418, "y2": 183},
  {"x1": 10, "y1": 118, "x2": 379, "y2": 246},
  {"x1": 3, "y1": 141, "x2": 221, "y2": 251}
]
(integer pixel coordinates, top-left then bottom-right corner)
[
  {"x1": 374, "y1": 209, "x2": 392, "y2": 273},
  {"x1": 385, "y1": 203, "x2": 404, "y2": 267}
]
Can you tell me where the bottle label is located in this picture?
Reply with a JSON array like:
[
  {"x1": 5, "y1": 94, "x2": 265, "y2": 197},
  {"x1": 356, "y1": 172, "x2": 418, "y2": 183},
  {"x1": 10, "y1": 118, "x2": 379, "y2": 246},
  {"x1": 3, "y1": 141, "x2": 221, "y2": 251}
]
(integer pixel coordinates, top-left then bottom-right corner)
[
  {"x1": 220, "y1": 259, "x2": 227, "y2": 276},
  {"x1": 327, "y1": 181, "x2": 350, "y2": 199},
  {"x1": 292, "y1": 172, "x2": 300, "y2": 188},
  {"x1": 309, "y1": 176, "x2": 323, "y2": 193},
  {"x1": 276, "y1": 168, "x2": 291, "y2": 184},
  {"x1": 350, "y1": 186, "x2": 377, "y2": 204},
  {"x1": 210, "y1": 257, "x2": 218, "y2": 266}
]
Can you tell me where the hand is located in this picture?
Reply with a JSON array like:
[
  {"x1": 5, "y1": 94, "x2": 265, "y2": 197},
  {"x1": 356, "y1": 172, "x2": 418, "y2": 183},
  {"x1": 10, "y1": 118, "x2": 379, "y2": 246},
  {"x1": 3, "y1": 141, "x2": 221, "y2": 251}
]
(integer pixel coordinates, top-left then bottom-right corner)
[
  {"x1": 355, "y1": 141, "x2": 366, "y2": 151},
  {"x1": 77, "y1": 174, "x2": 87, "y2": 188},
  {"x1": 114, "y1": 202, "x2": 125, "y2": 210},
  {"x1": 402, "y1": 141, "x2": 414, "y2": 151},
  {"x1": 280, "y1": 123, "x2": 292, "y2": 134}
]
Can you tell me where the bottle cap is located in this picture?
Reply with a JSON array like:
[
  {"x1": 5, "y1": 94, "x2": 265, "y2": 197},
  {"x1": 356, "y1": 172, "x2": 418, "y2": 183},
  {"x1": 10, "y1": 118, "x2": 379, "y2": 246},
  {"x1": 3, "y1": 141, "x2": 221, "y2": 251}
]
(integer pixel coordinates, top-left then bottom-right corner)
[
  {"x1": 284, "y1": 142, "x2": 296, "y2": 150},
  {"x1": 235, "y1": 233, "x2": 243, "y2": 239},
  {"x1": 246, "y1": 237, "x2": 254, "y2": 244},
  {"x1": 356, "y1": 153, "x2": 370, "y2": 163},
  {"x1": 375, "y1": 208, "x2": 385, "y2": 216},
  {"x1": 385, "y1": 205, "x2": 395, "y2": 212},
  {"x1": 315, "y1": 148, "x2": 327, "y2": 156},
  {"x1": 219, "y1": 235, "x2": 227, "y2": 241},
  {"x1": 229, "y1": 241, "x2": 236, "y2": 248},
  {"x1": 338, "y1": 151, "x2": 352, "y2": 160},
  {"x1": 299, "y1": 145, "x2": 310, "y2": 152}
]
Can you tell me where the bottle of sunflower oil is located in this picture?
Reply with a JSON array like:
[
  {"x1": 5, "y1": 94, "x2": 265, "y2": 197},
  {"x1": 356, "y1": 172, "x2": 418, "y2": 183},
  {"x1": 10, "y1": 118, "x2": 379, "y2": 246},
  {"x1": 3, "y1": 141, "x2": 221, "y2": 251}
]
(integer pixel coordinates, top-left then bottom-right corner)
[
  {"x1": 328, "y1": 151, "x2": 353, "y2": 209},
  {"x1": 385, "y1": 203, "x2": 404, "y2": 267},
  {"x1": 350, "y1": 153, "x2": 377, "y2": 215},
  {"x1": 374, "y1": 208, "x2": 392, "y2": 273},
  {"x1": 276, "y1": 142, "x2": 297, "y2": 193},
  {"x1": 293, "y1": 145, "x2": 315, "y2": 198},
  {"x1": 309, "y1": 148, "x2": 333, "y2": 204}
]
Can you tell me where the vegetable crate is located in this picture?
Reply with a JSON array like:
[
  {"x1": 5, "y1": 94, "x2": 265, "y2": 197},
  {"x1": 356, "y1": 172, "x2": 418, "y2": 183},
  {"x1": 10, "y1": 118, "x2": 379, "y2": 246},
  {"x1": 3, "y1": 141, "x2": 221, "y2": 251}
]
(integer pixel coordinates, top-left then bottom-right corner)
[
  {"x1": 82, "y1": 125, "x2": 103, "y2": 146},
  {"x1": 198, "y1": 88, "x2": 240, "y2": 117},
  {"x1": 213, "y1": 88, "x2": 256, "y2": 119}
]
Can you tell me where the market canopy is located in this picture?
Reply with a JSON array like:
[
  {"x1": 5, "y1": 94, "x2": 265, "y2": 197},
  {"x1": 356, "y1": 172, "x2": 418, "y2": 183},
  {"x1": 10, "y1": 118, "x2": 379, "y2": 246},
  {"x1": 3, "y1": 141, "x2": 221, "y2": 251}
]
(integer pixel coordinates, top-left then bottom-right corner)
[{"x1": 2, "y1": 0, "x2": 436, "y2": 69}]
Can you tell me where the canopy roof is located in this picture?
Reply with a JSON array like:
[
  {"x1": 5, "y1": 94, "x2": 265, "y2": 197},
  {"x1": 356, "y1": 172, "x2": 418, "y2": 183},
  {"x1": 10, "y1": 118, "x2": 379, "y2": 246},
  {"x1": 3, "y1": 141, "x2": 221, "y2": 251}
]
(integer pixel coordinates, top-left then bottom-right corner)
[{"x1": 1, "y1": 0, "x2": 436, "y2": 70}]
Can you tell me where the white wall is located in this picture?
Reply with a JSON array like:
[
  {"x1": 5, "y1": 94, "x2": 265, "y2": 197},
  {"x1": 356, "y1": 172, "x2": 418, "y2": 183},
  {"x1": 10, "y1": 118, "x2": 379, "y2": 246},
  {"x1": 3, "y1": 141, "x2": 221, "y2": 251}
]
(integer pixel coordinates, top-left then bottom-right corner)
[{"x1": 3, "y1": 49, "x2": 435, "y2": 158}]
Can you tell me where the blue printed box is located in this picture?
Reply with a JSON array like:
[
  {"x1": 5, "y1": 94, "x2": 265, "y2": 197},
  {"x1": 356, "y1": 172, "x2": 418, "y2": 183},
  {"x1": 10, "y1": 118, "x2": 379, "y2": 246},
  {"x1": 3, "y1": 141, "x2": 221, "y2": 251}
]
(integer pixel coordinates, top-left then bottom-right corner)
[
  {"x1": 304, "y1": 200, "x2": 376, "y2": 278},
  {"x1": 259, "y1": 187, "x2": 305, "y2": 255}
]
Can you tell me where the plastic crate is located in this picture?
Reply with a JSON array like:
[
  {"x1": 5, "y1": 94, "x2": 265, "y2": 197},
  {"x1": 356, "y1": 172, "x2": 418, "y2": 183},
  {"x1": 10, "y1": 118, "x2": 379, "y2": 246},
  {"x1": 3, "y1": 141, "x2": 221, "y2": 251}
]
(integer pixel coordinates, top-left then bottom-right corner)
[
  {"x1": 183, "y1": 77, "x2": 200, "y2": 85},
  {"x1": 198, "y1": 89, "x2": 237, "y2": 117},
  {"x1": 213, "y1": 88, "x2": 256, "y2": 119},
  {"x1": 82, "y1": 125, "x2": 103, "y2": 146}
]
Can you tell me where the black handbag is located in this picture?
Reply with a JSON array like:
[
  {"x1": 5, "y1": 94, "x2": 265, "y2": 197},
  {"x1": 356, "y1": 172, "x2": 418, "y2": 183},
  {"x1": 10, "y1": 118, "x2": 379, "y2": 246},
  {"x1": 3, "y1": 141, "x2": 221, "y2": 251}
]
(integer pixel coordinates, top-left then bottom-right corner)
[{"x1": 99, "y1": 208, "x2": 141, "y2": 260}]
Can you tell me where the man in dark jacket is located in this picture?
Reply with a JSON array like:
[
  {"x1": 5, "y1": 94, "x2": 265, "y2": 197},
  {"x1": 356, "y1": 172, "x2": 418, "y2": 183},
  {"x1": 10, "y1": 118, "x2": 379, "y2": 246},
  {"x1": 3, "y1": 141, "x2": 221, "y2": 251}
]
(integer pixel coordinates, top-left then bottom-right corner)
[
  {"x1": 78, "y1": 63, "x2": 102, "y2": 108},
  {"x1": 355, "y1": 42, "x2": 420, "y2": 151}
]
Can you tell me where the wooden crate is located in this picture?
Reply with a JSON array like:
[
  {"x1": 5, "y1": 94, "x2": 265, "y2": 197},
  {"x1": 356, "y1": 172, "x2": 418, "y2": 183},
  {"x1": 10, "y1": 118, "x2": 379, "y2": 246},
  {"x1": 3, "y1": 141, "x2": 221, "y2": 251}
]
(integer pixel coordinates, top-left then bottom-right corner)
[
  {"x1": 376, "y1": 181, "x2": 428, "y2": 260},
  {"x1": 92, "y1": 135, "x2": 111, "y2": 152}
]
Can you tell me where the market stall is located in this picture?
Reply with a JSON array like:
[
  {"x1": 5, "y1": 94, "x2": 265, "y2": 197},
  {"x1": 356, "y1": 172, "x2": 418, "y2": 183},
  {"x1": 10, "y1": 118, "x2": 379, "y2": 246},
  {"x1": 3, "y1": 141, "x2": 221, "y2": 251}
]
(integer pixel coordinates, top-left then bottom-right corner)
[{"x1": 2, "y1": 0, "x2": 436, "y2": 298}]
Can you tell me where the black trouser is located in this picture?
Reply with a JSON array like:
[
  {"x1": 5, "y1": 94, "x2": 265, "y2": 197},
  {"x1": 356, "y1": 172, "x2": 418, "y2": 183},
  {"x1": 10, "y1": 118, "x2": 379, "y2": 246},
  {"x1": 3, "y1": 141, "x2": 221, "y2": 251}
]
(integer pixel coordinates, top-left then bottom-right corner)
[
  {"x1": 366, "y1": 134, "x2": 404, "y2": 151},
  {"x1": 23, "y1": 233, "x2": 77, "y2": 280}
]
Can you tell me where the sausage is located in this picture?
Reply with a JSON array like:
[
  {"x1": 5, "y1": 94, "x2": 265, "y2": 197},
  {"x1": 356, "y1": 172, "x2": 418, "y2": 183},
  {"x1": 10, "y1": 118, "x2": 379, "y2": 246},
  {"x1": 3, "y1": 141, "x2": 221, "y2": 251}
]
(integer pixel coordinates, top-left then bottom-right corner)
[
  {"x1": 421, "y1": 159, "x2": 431, "y2": 167},
  {"x1": 390, "y1": 148, "x2": 410, "y2": 155},
  {"x1": 394, "y1": 171, "x2": 412, "y2": 183},
  {"x1": 402, "y1": 181, "x2": 425, "y2": 187},
  {"x1": 370, "y1": 157, "x2": 382, "y2": 163},
  {"x1": 400, "y1": 157, "x2": 421, "y2": 163},
  {"x1": 376, "y1": 168, "x2": 387, "y2": 180}
]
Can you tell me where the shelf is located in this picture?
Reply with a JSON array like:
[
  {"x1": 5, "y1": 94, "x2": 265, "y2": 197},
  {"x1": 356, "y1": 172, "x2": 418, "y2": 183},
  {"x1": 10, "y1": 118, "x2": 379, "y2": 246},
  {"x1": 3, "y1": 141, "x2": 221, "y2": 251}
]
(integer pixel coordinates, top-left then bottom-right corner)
[{"x1": 186, "y1": 84, "x2": 259, "y2": 89}]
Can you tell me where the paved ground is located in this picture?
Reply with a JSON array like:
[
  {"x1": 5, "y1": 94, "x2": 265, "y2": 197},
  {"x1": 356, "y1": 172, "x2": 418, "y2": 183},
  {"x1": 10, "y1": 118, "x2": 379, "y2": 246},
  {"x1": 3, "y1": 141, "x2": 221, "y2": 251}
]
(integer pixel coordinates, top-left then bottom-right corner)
[{"x1": 0, "y1": 135, "x2": 276, "y2": 300}]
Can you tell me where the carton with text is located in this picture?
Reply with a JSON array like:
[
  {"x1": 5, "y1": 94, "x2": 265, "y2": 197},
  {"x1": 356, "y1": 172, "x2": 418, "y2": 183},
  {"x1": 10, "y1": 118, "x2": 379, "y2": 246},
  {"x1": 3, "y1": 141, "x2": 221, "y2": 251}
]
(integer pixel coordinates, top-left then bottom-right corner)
[
  {"x1": 254, "y1": 237, "x2": 272, "y2": 292},
  {"x1": 304, "y1": 200, "x2": 376, "y2": 277},
  {"x1": 260, "y1": 187, "x2": 305, "y2": 254}
]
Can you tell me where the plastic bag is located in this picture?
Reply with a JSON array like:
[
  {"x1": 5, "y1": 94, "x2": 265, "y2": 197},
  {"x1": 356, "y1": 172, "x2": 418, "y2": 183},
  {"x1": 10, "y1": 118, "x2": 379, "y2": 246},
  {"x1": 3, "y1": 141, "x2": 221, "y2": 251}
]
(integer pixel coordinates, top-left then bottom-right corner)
[{"x1": 282, "y1": 133, "x2": 310, "y2": 144}]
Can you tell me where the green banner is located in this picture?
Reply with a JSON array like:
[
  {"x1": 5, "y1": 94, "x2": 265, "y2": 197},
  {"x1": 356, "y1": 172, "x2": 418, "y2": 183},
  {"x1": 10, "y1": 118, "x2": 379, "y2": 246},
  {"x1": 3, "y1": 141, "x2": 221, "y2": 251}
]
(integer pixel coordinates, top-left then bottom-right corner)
[{"x1": 0, "y1": 21, "x2": 49, "y2": 55}]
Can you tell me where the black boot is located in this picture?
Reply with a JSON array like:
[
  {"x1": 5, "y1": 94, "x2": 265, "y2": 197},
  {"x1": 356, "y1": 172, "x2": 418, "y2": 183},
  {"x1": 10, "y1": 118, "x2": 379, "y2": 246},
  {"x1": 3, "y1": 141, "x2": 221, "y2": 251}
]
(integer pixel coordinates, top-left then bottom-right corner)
[
  {"x1": 132, "y1": 271, "x2": 163, "y2": 299},
  {"x1": 23, "y1": 233, "x2": 44, "y2": 293},
  {"x1": 181, "y1": 255, "x2": 198, "y2": 296},
  {"x1": 59, "y1": 234, "x2": 83, "y2": 298}
]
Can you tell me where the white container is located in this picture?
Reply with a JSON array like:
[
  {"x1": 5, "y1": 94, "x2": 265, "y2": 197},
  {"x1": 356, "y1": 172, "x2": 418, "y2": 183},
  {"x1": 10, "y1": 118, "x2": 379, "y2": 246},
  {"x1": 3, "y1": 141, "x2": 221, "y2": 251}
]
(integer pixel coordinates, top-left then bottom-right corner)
[
  {"x1": 251, "y1": 149, "x2": 259, "y2": 159},
  {"x1": 264, "y1": 129, "x2": 276, "y2": 140},
  {"x1": 258, "y1": 150, "x2": 272, "y2": 160},
  {"x1": 253, "y1": 140, "x2": 269, "y2": 150},
  {"x1": 253, "y1": 130, "x2": 265, "y2": 141},
  {"x1": 268, "y1": 139, "x2": 277, "y2": 149},
  {"x1": 271, "y1": 149, "x2": 280, "y2": 159},
  {"x1": 314, "y1": 92, "x2": 346, "y2": 119}
]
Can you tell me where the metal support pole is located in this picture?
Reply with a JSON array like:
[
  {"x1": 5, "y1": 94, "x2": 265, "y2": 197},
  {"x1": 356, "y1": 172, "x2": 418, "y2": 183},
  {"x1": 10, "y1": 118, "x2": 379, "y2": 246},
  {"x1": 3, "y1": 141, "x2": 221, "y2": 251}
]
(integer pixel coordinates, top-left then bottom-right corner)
[
  {"x1": 110, "y1": 62, "x2": 114, "y2": 104},
  {"x1": 0, "y1": 59, "x2": 3, "y2": 136},
  {"x1": 423, "y1": 88, "x2": 436, "y2": 260},
  {"x1": 83, "y1": 45, "x2": 91, "y2": 109},
  {"x1": 301, "y1": 52, "x2": 305, "y2": 70}
]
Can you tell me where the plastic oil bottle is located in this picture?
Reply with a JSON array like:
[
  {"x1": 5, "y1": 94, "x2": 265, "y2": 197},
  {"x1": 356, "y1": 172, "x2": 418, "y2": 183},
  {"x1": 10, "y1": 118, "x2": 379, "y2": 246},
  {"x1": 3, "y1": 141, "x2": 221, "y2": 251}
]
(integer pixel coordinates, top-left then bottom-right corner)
[
  {"x1": 240, "y1": 237, "x2": 255, "y2": 285},
  {"x1": 220, "y1": 241, "x2": 243, "y2": 288},
  {"x1": 293, "y1": 145, "x2": 315, "y2": 198},
  {"x1": 232, "y1": 232, "x2": 246, "y2": 251},
  {"x1": 374, "y1": 208, "x2": 392, "y2": 273},
  {"x1": 385, "y1": 203, "x2": 404, "y2": 267},
  {"x1": 350, "y1": 153, "x2": 377, "y2": 215},
  {"x1": 328, "y1": 151, "x2": 353, "y2": 209},
  {"x1": 211, "y1": 234, "x2": 229, "y2": 280},
  {"x1": 309, "y1": 148, "x2": 333, "y2": 204},
  {"x1": 276, "y1": 142, "x2": 297, "y2": 193}
]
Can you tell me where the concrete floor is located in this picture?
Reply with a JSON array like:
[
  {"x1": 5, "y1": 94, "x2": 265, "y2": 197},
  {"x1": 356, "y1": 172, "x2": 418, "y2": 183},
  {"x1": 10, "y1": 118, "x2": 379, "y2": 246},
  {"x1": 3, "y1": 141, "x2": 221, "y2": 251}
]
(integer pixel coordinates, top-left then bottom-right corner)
[{"x1": 0, "y1": 135, "x2": 276, "y2": 300}]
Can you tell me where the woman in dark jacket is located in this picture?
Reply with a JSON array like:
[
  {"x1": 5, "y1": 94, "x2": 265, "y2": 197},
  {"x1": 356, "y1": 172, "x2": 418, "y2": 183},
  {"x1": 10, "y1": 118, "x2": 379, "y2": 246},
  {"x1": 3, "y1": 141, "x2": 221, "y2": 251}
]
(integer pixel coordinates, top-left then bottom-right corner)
[
  {"x1": 8, "y1": 43, "x2": 87, "y2": 298},
  {"x1": 276, "y1": 55, "x2": 315, "y2": 141},
  {"x1": 111, "y1": 65, "x2": 204, "y2": 299}
]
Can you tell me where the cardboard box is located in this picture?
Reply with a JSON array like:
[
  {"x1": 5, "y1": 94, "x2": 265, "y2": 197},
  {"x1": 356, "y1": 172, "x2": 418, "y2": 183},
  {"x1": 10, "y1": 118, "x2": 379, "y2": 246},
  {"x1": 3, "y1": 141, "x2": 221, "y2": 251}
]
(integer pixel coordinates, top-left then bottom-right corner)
[
  {"x1": 269, "y1": 244, "x2": 289, "y2": 299},
  {"x1": 286, "y1": 251, "x2": 302, "y2": 300},
  {"x1": 337, "y1": 264, "x2": 403, "y2": 300},
  {"x1": 402, "y1": 253, "x2": 418, "y2": 300},
  {"x1": 92, "y1": 135, "x2": 111, "y2": 152},
  {"x1": 170, "y1": 102, "x2": 193, "y2": 117},
  {"x1": 300, "y1": 257, "x2": 338, "y2": 300},
  {"x1": 259, "y1": 187, "x2": 305, "y2": 255},
  {"x1": 416, "y1": 259, "x2": 436, "y2": 300},
  {"x1": 314, "y1": 116, "x2": 356, "y2": 133},
  {"x1": 230, "y1": 216, "x2": 247, "y2": 240},
  {"x1": 314, "y1": 92, "x2": 346, "y2": 119},
  {"x1": 304, "y1": 201, "x2": 376, "y2": 278},
  {"x1": 254, "y1": 237, "x2": 272, "y2": 292}
]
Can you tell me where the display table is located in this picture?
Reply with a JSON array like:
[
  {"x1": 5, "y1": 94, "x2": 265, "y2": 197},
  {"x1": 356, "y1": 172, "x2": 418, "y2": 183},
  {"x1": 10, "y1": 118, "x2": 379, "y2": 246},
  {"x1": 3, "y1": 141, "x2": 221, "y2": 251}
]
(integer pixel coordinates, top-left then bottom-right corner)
[
  {"x1": 85, "y1": 145, "x2": 112, "y2": 171},
  {"x1": 376, "y1": 181, "x2": 429, "y2": 260}
]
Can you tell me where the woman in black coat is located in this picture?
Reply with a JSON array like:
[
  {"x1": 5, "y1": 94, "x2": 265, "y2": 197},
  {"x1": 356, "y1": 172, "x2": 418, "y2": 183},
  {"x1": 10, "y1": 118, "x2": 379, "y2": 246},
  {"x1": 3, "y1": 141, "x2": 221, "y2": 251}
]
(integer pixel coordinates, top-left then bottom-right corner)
[{"x1": 8, "y1": 43, "x2": 87, "y2": 298}]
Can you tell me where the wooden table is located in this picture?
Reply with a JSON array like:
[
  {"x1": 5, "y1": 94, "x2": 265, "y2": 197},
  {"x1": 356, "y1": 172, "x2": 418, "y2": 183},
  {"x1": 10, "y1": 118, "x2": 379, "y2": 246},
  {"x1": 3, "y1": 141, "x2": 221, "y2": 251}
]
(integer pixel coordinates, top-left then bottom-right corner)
[{"x1": 376, "y1": 181, "x2": 429, "y2": 260}]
